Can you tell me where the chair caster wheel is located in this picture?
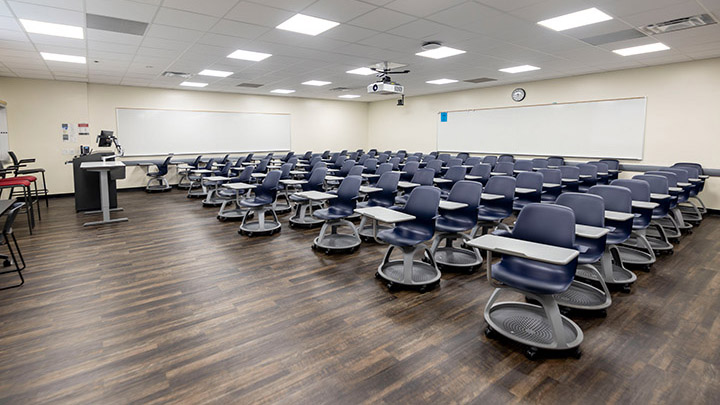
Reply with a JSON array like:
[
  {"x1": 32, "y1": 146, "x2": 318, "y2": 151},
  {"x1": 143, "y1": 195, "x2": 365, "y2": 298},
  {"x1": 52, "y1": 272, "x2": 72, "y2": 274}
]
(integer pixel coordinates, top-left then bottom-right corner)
[
  {"x1": 622, "y1": 285, "x2": 632, "y2": 293},
  {"x1": 386, "y1": 282, "x2": 397, "y2": 292},
  {"x1": 668, "y1": 250, "x2": 674, "y2": 255},
  {"x1": 525, "y1": 347, "x2": 539, "y2": 360},
  {"x1": 289, "y1": 223, "x2": 295, "y2": 228},
  {"x1": 560, "y1": 307, "x2": 571, "y2": 316},
  {"x1": 374, "y1": 272, "x2": 381, "y2": 279},
  {"x1": 419, "y1": 285, "x2": 429, "y2": 293},
  {"x1": 246, "y1": 233, "x2": 253, "y2": 237},
  {"x1": 642, "y1": 265, "x2": 651, "y2": 272},
  {"x1": 599, "y1": 309, "x2": 608, "y2": 318},
  {"x1": 484, "y1": 326, "x2": 497, "y2": 339},
  {"x1": 2, "y1": 259, "x2": 10, "y2": 267},
  {"x1": 571, "y1": 348, "x2": 582, "y2": 359}
]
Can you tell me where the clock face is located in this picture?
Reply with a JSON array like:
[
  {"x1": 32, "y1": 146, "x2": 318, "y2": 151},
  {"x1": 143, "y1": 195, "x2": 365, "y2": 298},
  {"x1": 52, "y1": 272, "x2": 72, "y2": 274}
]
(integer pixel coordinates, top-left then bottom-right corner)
[{"x1": 512, "y1": 88, "x2": 526, "y2": 102}]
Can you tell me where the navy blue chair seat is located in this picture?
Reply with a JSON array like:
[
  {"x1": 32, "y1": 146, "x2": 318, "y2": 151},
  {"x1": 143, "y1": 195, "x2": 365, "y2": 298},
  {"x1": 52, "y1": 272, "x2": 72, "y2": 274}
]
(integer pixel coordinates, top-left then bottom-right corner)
[
  {"x1": 436, "y1": 216, "x2": 475, "y2": 233},
  {"x1": 313, "y1": 205, "x2": 354, "y2": 220},
  {"x1": 492, "y1": 256, "x2": 575, "y2": 295}
]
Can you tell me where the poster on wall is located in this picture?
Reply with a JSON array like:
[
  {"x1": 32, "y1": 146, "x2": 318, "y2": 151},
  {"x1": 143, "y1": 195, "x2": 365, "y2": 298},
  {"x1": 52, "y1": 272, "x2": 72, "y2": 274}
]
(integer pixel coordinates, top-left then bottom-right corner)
[
  {"x1": 62, "y1": 123, "x2": 77, "y2": 142},
  {"x1": 78, "y1": 123, "x2": 89, "y2": 136}
]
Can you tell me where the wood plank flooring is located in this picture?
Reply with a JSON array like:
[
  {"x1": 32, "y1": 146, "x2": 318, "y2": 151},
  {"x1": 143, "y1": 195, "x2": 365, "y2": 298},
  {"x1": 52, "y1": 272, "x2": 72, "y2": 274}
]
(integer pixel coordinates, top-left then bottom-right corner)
[{"x1": 0, "y1": 190, "x2": 719, "y2": 404}]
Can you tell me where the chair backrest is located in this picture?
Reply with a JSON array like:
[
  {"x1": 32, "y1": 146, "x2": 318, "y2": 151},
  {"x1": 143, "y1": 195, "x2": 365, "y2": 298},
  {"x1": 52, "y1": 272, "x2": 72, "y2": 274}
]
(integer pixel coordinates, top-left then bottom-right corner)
[
  {"x1": 382, "y1": 150, "x2": 392, "y2": 156},
  {"x1": 494, "y1": 161, "x2": 514, "y2": 175},
  {"x1": 375, "y1": 163, "x2": 393, "y2": 177},
  {"x1": 309, "y1": 156, "x2": 322, "y2": 167},
  {"x1": 469, "y1": 163, "x2": 491, "y2": 178},
  {"x1": 599, "y1": 159, "x2": 619, "y2": 171},
  {"x1": 330, "y1": 175, "x2": 362, "y2": 211},
  {"x1": 302, "y1": 151, "x2": 312, "y2": 160},
  {"x1": 357, "y1": 154, "x2": 370, "y2": 165},
  {"x1": 279, "y1": 163, "x2": 293, "y2": 179},
  {"x1": 217, "y1": 161, "x2": 232, "y2": 176},
  {"x1": 255, "y1": 159, "x2": 269, "y2": 173},
  {"x1": 412, "y1": 152, "x2": 423, "y2": 158},
  {"x1": 588, "y1": 185, "x2": 631, "y2": 213},
  {"x1": 3, "y1": 201, "x2": 24, "y2": 234},
  {"x1": 304, "y1": 167, "x2": 327, "y2": 191},
  {"x1": 456, "y1": 152, "x2": 469, "y2": 162},
  {"x1": 256, "y1": 170, "x2": 281, "y2": 202},
  {"x1": 348, "y1": 151, "x2": 358, "y2": 161},
  {"x1": 484, "y1": 176, "x2": 516, "y2": 217},
  {"x1": 559, "y1": 165, "x2": 580, "y2": 180},
  {"x1": 673, "y1": 162, "x2": 703, "y2": 175},
  {"x1": 426, "y1": 160, "x2": 443, "y2": 175},
  {"x1": 482, "y1": 156, "x2": 497, "y2": 166},
  {"x1": 513, "y1": 203, "x2": 575, "y2": 248},
  {"x1": 234, "y1": 156, "x2": 245, "y2": 167},
  {"x1": 339, "y1": 159, "x2": 356, "y2": 176},
  {"x1": 498, "y1": 154, "x2": 514, "y2": 163},
  {"x1": 377, "y1": 154, "x2": 389, "y2": 164},
  {"x1": 334, "y1": 155, "x2": 346, "y2": 168},
  {"x1": 411, "y1": 168, "x2": 436, "y2": 186},
  {"x1": 405, "y1": 156, "x2": 420, "y2": 163},
  {"x1": 538, "y1": 168, "x2": 562, "y2": 184},
  {"x1": 578, "y1": 163, "x2": 598, "y2": 179},
  {"x1": 158, "y1": 156, "x2": 172, "y2": 175},
  {"x1": 191, "y1": 155, "x2": 203, "y2": 167},
  {"x1": 348, "y1": 165, "x2": 364, "y2": 176},
  {"x1": 438, "y1": 153, "x2": 451, "y2": 164},
  {"x1": 282, "y1": 151, "x2": 294, "y2": 161},
  {"x1": 321, "y1": 150, "x2": 330, "y2": 159},
  {"x1": 8, "y1": 151, "x2": 20, "y2": 166},
  {"x1": 465, "y1": 157, "x2": 482, "y2": 166},
  {"x1": 611, "y1": 179, "x2": 650, "y2": 201},
  {"x1": 444, "y1": 165, "x2": 466, "y2": 182},
  {"x1": 236, "y1": 166, "x2": 254, "y2": 183},
  {"x1": 646, "y1": 171, "x2": 677, "y2": 187},
  {"x1": 514, "y1": 159, "x2": 533, "y2": 172},
  {"x1": 633, "y1": 174, "x2": 672, "y2": 214},
  {"x1": 369, "y1": 172, "x2": 400, "y2": 207},
  {"x1": 329, "y1": 152, "x2": 340, "y2": 163},
  {"x1": 447, "y1": 158, "x2": 463, "y2": 168},
  {"x1": 402, "y1": 161, "x2": 420, "y2": 181},
  {"x1": 548, "y1": 156, "x2": 564, "y2": 167},
  {"x1": 444, "y1": 181, "x2": 482, "y2": 225},
  {"x1": 422, "y1": 154, "x2": 435, "y2": 163},
  {"x1": 532, "y1": 158, "x2": 548, "y2": 169},
  {"x1": 203, "y1": 158, "x2": 215, "y2": 170},
  {"x1": 398, "y1": 186, "x2": 441, "y2": 241},
  {"x1": 396, "y1": 151, "x2": 407, "y2": 160},
  {"x1": 243, "y1": 153, "x2": 254, "y2": 162},
  {"x1": 388, "y1": 157, "x2": 401, "y2": 170},
  {"x1": 588, "y1": 161, "x2": 609, "y2": 174},
  {"x1": 674, "y1": 165, "x2": 700, "y2": 179},
  {"x1": 662, "y1": 167, "x2": 689, "y2": 183},
  {"x1": 364, "y1": 158, "x2": 378, "y2": 172},
  {"x1": 556, "y1": 192, "x2": 604, "y2": 227},
  {"x1": 220, "y1": 154, "x2": 229, "y2": 164},
  {"x1": 516, "y1": 171, "x2": 543, "y2": 192}
]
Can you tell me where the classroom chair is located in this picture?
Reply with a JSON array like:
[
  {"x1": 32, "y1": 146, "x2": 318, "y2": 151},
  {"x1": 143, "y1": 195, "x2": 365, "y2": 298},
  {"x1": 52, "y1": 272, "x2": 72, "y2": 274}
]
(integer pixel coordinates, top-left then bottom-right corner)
[
  {"x1": 599, "y1": 159, "x2": 620, "y2": 180},
  {"x1": 145, "y1": 156, "x2": 172, "y2": 192},
  {"x1": 611, "y1": 179, "x2": 657, "y2": 269},
  {"x1": 426, "y1": 160, "x2": 443, "y2": 176},
  {"x1": 663, "y1": 167, "x2": 702, "y2": 224},
  {"x1": 481, "y1": 203, "x2": 583, "y2": 359},
  {"x1": 400, "y1": 161, "x2": 419, "y2": 182},
  {"x1": 646, "y1": 171, "x2": 692, "y2": 233},
  {"x1": 217, "y1": 166, "x2": 254, "y2": 221},
  {"x1": 465, "y1": 157, "x2": 482, "y2": 166},
  {"x1": 482, "y1": 156, "x2": 497, "y2": 167},
  {"x1": 472, "y1": 176, "x2": 515, "y2": 237},
  {"x1": 187, "y1": 158, "x2": 215, "y2": 198},
  {"x1": 388, "y1": 157, "x2": 401, "y2": 171},
  {"x1": 455, "y1": 152, "x2": 469, "y2": 162},
  {"x1": 532, "y1": 158, "x2": 549, "y2": 170},
  {"x1": 430, "y1": 181, "x2": 483, "y2": 272},
  {"x1": 8, "y1": 151, "x2": 48, "y2": 207},
  {"x1": 363, "y1": 158, "x2": 379, "y2": 174},
  {"x1": 289, "y1": 167, "x2": 328, "y2": 228},
  {"x1": 547, "y1": 156, "x2": 565, "y2": 167},
  {"x1": 672, "y1": 163, "x2": 707, "y2": 214},
  {"x1": 357, "y1": 172, "x2": 400, "y2": 242},
  {"x1": 177, "y1": 155, "x2": 202, "y2": 189},
  {"x1": 467, "y1": 163, "x2": 491, "y2": 186},
  {"x1": 554, "y1": 193, "x2": 612, "y2": 314},
  {"x1": 513, "y1": 159, "x2": 533, "y2": 174},
  {"x1": 492, "y1": 162, "x2": 514, "y2": 176},
  {"x1": 513, "y1": 172, "x2": 543, "y2": 211},
  {"x1": 0, "y1": 202, "x2": 26, "y2": 290},
  {"x1": 394, "y1": 168, "x2": 435, "y2": 206},
  {"x1": 376, "y1": 186, "x2": 442, "y2": 293},
  {"x1": 632, "y1": 174, "x2": 676, "y2": 252},
  {"x1": 312, "y1": 176, "x2": 363, "y2": 254},
  {"x1": 337, "y1": 159, "x2": 357, "y2": 177},
  {"x1": 538, "y1": 168, "x2": 563, "y2": 203},
  {"x1": 437, "y1": 165, "x2": 466, "y2": 197},
  {"x1": 587, "y1": 162, "x2": 610, "y2": 184},
  {"x1": 238, "y1": 170, "x2": 282, "y2": 237},
  {"x1": 577, "y1": 164, "x2": 598, "y2": 192},
  {"x1": 0, "y1": 178, "x2": 35, "y2": 234},
  {"x1": 497, "y1": 154, "x2": 514, "y2": 163},
  {"x1": 559, "y1": 165, "x2": 580, "y2": 192}
]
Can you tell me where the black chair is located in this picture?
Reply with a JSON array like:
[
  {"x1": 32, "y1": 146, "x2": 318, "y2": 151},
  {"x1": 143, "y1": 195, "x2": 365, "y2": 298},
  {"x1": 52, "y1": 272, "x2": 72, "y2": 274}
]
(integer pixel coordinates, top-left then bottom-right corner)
[
  {"x1": 8, "y1": 151, "x2": 48, "y2": 207},
  {"x1": 146, "y1": 156, "x2": 173, "y2": 192},
  {"x1": 0, "y1": 202, "x2": 26, "y2": 290}
]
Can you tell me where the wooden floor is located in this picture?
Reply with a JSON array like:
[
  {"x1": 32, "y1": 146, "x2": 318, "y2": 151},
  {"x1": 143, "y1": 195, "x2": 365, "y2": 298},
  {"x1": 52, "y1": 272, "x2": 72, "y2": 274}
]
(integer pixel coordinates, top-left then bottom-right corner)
[{"x1": 1, "y1": 190, "x2": 719, "y2": 404}]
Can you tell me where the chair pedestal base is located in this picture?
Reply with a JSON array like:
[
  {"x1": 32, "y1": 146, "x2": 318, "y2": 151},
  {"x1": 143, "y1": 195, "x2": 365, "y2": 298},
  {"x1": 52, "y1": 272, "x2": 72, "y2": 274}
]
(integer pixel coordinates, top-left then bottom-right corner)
[
  {"x1": 553, "y1": 265, "x2": 611, "y2": 312},
  {"x1": 217, "y1": 200, "x2": 251, "y2": 221},
  {"x1": 376, "y1": 245, "x2": 441, "y2": 292},
  {"x1": 575, "y1": 248, "x2": 636, "y2": 292},
  {"x1": 146, "y1": 177, "x2": 171, "y2": 192},
  {"x1": 312, "y1": 219, "x2": 361, "y2": 254},
  {"x1": 358, "y1": 216, "x2": 389, "y2": 242},
  {"x1": 289, "y1": 202, "x2": 324, "y2": 228},
  {"x1": 202, "y1": 190, "x2": 226, "y2": 207},
  {"x1": 616, "y1": 229, "x2": 656, "y2": 268},
  {"x1": 238, "y1": 207, "x2": 281, "y2": 236},
  {"x1": 430, "y1": 232, "x2": 482, "y2": 272},
  {"x1": 484, "y1": 288, "x2": 583, "y2": 358}
]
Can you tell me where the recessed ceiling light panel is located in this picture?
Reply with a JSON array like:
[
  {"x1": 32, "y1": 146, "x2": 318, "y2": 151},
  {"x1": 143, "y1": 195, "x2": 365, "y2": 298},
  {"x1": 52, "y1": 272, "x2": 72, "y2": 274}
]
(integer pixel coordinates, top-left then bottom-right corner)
[
  {"x1": 302, "y1": 80, "x2": 331, "y2": 86},
  {"x1": 612, "y1": 42, "x2": 670, "y2": 56},
  {"x1": 276, "y1": 14, "x2": 339, "y2": 36},
  {"x1": 20, "y1": 19, "x2": 84, "y2": 39},
  {"x1": 499, "y1": 65, "x2": 541, "y2": 74},
  {"x1": 347, "y1": 67, "x2": 376, "y2": 76},
  {"x1": 271, "y1": 89, "x2": 295, "y2": 94},
  {"x1": 416, "y1": 46, "x2": 466, "y2": 59},
  {"x1": 426, "y1": 78, "x2": 458, "y2": 85},
  {"x1": 227, "y1": 49, "x2": 272, "y2": 62},
  {"x1": 338, "y1": 94, "x2": 361, "y2": 99},
  {"x1": 198, "y1": 69, "x2": 233, "y2": 77},
  {"x1": 41, "y1": 52, "x2": 86, "y2": 64},
  {"x1": 180, "y1": 81, "x2": 208, "y2": 87},
  {"x1": 538, "y1": 8, "x2": 613, "y2": 31}
]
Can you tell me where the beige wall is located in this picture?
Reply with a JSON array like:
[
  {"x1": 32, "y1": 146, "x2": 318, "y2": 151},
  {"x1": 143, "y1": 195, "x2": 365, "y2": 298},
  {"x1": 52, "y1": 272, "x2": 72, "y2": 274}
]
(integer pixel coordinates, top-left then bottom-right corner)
[
  {"x1": 0, "y1": 78, "x2": 368, "y2": 193},
  {"x1": 367, "y1": 57, "x2": 720, "y2": 208}
]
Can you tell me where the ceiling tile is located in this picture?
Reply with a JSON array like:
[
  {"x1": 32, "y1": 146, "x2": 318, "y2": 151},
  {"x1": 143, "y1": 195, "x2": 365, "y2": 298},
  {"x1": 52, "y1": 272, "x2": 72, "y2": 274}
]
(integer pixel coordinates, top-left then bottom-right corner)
[
  {"x1": 427, "y1": 2, "x2": 503, "y2": 28},
  {"x1": 153, "y1": 7, "x2": 219, "y2": 31},
  {"x1": 210, "y1": 19, "x2": 268, "y2": 39},
  {"x1": 301, "y1": 0, "x2": 376, "y2": 23},
  {"x1": 145, "y1": 24, "x2": 204, "y2": 42},
  {"x1": 246, "y1": 0, "x2": 315, "y2": 12},
  {"x1": 385, "y1": 0, "x2": 466, "y2": 17},
  {"x1": 163, "y1": 0, "x2": 240, "y2": 17},
  {"x1": 7, "y1": 1, "x2": 85, "y2": 25},
  {"x1": 348, "y1": 8, "x2": 417, "y2": 31},
  {"x1": 225, "y1": 1, "x2": 293, "y2": 27}
]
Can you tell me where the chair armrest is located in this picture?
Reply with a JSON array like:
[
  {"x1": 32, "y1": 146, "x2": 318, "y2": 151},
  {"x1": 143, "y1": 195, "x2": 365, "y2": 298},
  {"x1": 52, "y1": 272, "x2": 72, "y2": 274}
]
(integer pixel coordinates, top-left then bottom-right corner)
[{"x1": 18, "y1": 158, "x2": 36, "y2": 164}]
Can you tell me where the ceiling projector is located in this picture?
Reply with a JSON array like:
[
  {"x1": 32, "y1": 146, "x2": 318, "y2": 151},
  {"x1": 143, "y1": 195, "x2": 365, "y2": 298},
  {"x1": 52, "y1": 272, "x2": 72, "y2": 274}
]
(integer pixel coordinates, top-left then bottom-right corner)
[{"x1": 367, "y1": 80, "x2": 404, "y2": 95}]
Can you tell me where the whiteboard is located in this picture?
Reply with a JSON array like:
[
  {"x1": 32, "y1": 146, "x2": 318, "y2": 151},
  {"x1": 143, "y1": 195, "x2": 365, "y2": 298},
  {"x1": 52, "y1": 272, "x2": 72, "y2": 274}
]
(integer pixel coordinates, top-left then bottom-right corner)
[
  {"x1": 116, "y1": 108, "x2": 291, "y2": 156},
  {"x1": 437, "y1": 97, "x2": 647, "y2": 160}
]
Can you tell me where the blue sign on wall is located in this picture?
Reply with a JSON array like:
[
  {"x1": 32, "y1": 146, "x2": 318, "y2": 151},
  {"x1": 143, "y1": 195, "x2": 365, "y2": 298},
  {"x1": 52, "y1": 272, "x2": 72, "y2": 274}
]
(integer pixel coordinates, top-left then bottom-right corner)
[{"x1": 440, "y1": 112, "x2": 448, "y2": 122}]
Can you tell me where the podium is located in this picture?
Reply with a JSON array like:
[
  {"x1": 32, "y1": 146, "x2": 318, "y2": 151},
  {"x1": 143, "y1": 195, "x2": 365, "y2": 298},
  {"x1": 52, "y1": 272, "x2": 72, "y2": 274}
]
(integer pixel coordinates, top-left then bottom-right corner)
[
  {"x1": 72, "y1": 153, "x2": 124, "y2": 212},
  {"x1": 80, "y1": 160, "x2": 128, "y2": 226}
]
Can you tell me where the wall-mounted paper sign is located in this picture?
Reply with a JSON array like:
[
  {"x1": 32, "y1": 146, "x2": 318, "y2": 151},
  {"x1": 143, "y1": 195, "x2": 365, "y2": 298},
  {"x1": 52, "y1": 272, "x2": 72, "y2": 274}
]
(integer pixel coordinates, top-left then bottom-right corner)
[{"x1": 78, "y1": 123, "x2": 89, "y2": 136}]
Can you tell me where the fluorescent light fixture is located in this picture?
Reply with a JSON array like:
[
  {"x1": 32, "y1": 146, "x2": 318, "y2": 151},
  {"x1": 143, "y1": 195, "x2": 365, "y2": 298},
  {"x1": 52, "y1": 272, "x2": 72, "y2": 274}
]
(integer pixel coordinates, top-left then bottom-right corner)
[
  {"x1": 426, "y1": 78, "x2": 458, "y2": 85},
  {"x1": 180, "y1": 81, "x2": 208, "y2": 87},
  {"x1": 346, "y1": 67, "x2": 376, "y2": 76},
  {"x1": 271, "y1": 89, "x2": 295, "y2": 94},
  {"x1": 198, "y1": 69, "x2": 233, "y2": 77},
  {"x1": 338, "y1": 94, "x2": 361, "y2": 99},
  {"x1": 612, "y1": 42, "x2": 670, "y2": 56},
  {"x1": 537, "y1": 8, "x2": 612, "y2": 31},
  {"x1": 40, "y1": 52, "x2": 86, "y2": 64},
  {"x1": 276, "y1": 13, "x2": 339, "y2": 36},
  {"x1": 416, "y1": 46, "x2": 466, "y2": 59},
  {"x1": 499, "y1": 65, "x2": 541, "y2": 74},
  {"x1": 227, "y1": 49, "x2": 272, "y2": 62},
  {"x1": 302, "y1": 80, "x2": 331, "y2": 86},
  {"x1": 20, "y1": 19, "x2": 84, "y2": 39}
]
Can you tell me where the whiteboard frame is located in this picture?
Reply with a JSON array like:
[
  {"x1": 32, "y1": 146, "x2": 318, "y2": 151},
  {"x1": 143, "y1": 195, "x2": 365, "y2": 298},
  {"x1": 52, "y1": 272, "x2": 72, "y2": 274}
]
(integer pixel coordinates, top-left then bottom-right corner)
[
  {"x1": 115, "y1": 107, "x2": 292, "y2": 157},
  {"x1": 436, "y1": 96, "x2": 647, "y2": 160}
]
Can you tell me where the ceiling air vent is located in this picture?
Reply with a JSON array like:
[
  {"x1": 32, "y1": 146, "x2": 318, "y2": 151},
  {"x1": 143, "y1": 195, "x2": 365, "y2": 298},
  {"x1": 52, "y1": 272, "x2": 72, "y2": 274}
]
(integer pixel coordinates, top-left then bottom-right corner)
[
  {"x1": 464, "y1": 77, "x2": 497, "y2": 84},
  {"x1": 86, "y1": 14, "x2": 148, "y2": 36},
  {"x1": 236, "y1": 83, "x2": 264, "y2": 88},
  {"x1": 162, "y1": 71, "x2": 191, "y2": 78},
  {"x1": 638, "y1": 14, "x2": 716, "y2": 35},
  {"x1": 330, "y1": 86, "x2": 351, "y2": 92}
]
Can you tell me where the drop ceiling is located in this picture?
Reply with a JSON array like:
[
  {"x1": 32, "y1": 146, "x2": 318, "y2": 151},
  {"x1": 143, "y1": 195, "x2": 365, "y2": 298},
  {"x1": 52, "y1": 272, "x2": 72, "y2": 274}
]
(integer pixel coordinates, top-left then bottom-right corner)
[{"x1": 0, "y1": 0, "x2": 719, "y2": 101}]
